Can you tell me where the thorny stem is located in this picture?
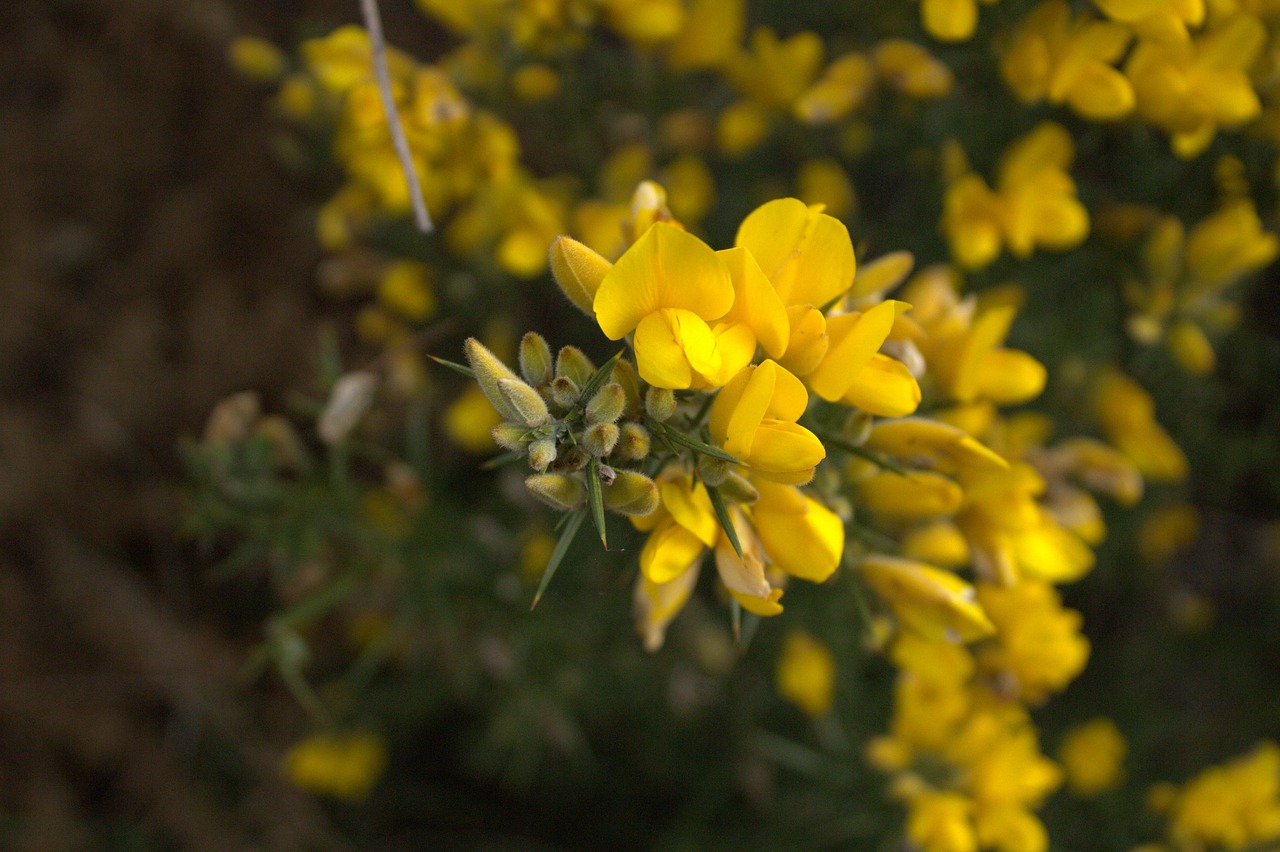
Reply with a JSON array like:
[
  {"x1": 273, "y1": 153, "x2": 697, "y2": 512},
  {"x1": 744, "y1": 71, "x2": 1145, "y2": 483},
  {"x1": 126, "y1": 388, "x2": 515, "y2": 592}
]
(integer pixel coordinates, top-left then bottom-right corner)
[{"x1": 359, "y1": 0, "x2": 434, "y2": 233}]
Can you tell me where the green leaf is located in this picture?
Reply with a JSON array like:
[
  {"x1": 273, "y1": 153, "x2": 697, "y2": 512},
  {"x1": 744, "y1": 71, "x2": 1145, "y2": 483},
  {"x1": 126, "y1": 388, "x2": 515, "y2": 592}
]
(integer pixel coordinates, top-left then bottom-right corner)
[
  {"x1": 480, "y1": 450, "x2": 525, "y2": 470},
  {"x1": 532, "y1": 508, "x2": 586, "y2": 609},
  {"x1": 586, "y1": 456, "x2": 608, "y2": 549},
  {"x1": 706, "y1": 484, "x2": 742, "y2": 561},
  {"x1": 651, "y1": 421, "x2": 741, "y2": 465},
  {"x1": 813, "y1": 430, "x2": 910, "y2": 477},
  {"x1": 577, "y1": 349, "x2": 624, "y2": 405},
  {"x1": 428, "y1": 354, "x2": 475, "y2": 379}
]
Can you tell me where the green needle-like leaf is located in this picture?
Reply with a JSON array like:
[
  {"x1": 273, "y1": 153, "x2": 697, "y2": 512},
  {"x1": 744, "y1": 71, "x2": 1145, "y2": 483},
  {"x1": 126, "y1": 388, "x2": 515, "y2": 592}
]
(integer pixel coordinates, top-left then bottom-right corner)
[
  {"x1": 706, "y1": 484, "x2": 743, "y2": 561},
  {"x1": 428, "y1": 354, "x2": 475, "y2": 378},
  {"x1": 532, "y1": 507, "x2": 586, "y2": 610},
  {"x1": 651, "y1": 421, "x2": 742, "y2": 465},
  {"x1": 814, "y1": 430, "x2": 910, "y2": 477},
  {"x1": 480, "y1": 450, "x2": 526, "y2": 470},
  {"x1": 577, "y1": 349, "x2": 624, "y2": 404},
  {"x1": 586, "y1": 456, "x2": 608, "y2": 549}
]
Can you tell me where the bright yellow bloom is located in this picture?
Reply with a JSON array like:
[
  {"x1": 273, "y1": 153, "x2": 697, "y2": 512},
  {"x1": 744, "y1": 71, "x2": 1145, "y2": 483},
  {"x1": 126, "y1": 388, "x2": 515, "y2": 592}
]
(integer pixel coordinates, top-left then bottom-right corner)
[
  {"x1": 859, "y1": 554, "x2": 996, "y2": 642},
  {"x1": 920, "y1": 0, "x2": 1000, "y2": 43},
  {"x1": 1000, "y1": 1, "x2": 1135, "y2": 121},
  {"x1": 593, "y1": 222, "x2": 736, "y2": 388},
  {"x1": 283, "y1": 731, "x2": 388, "y2": 800},
  {"x1": 751, "y1": 478, "x2": 845, "y2": 582},
  {"x1": 1093, "y1": 0, "x2": 1205, "y2": 44},
  {"x1": 443, "y1": 385, "x2": 501, "y2": 454},
  {"x1": 1093, "y1": 370, "x2": 1189, "y2": 483},
  {"x1": 635, "y1": 470, "x2": 719, "y2": 584},
  {"x1": 666, "y1": 0, "x2": 745, "y2": 71},
  {"x1": 1126, "y1": 14, "x2": 1267, "y2": 157},
  {"x1": 776, "y1": 630, "x2": 836, "y2": 716},
  {"x1": 735, "y1": 197, "x2": 856, "y2": 310},
  {"x1": 1158, "y1": 741, "x2": 1280, "y2": 849},
  {"x1": 709, "y1": 360, "x2": 826, "y2": 485},
  {"x1": 976, "y1": 580, "x2": 1090, "y2": 703},
  {"x1": 859, "y1": 470, "x2": 966, "y2": 518},
  {"x1": 907, "y1": 791, "x2": 978, "y2": 852},
  {"x1": 1058, "y1": 718, "x2": 1128, "y2": 796}
]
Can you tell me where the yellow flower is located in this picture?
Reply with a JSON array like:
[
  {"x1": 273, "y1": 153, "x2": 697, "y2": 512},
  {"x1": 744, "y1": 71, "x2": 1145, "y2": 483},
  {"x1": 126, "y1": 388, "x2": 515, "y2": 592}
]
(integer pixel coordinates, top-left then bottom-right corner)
[
  {"x1": 735, "y1": 197, "x2": 856, "y2": 310},
  {"x1": 635, "y1": 470, "x2": 719, "y2": 584},
  {"x1": 873, "y1": 39, "x2": 955, "y2": 98},
  {"x1": 593, "y1": 222, "x2": 736, "y2": 388},
  {"x1": 1160, "y1": 741, "x2": 1280, "y2": 849},
  {"x1": 1093, "y1": 370, "x2": 1188, "y2": 483},
  {"x1": 709, "y1": 360, "x2": 827, "y2": 485},
  {"x1": 776, "y1": 630, "x2": 836, "y2": 716},
  {"x1": 976, "y1": 580, "x2": 1090, "y2": 703},
  {"x1": 906, "y1": 791, "x2": 978, "y2": 852},
  {"x1": 1000, "y1": 1, "x2": 1135, "y2": 121},
  {"x1": 859, "y1": 554, "x2": 996, "y2": 642},
  {"x1": 751, "y1": 478, "x2": 845, "y2": 582},
  {"x1": 726, "y1": 27, "x2": 825, "y2": 110},
  {"x1": 1126, "y1": 14, "x2": 1266, "y2": 157},
  {"x1": 1093, "y1": 0, "x2": 1204, "y2": 44},
  {"x1": 666, "y1": 0, "x2": 745, "y2": 71},
  {"x1": 283, "y1": 731, "x2": 388, "y2": 801},
  {"x1": 1058, "y1": 718, "x2": 1128, "y2": 796},
  {"x1": 794, "y1": 53, "x2": 875, "y2": 125},
  {"x1": 634, "y1": 556, "x2": 701, "y2": 651},
  {"x1": 443, "y1": 384, "x2": 501, "y2": 454},
  {"x1": 921, "y1": 0, "x2": 1000, "y2": 43}
]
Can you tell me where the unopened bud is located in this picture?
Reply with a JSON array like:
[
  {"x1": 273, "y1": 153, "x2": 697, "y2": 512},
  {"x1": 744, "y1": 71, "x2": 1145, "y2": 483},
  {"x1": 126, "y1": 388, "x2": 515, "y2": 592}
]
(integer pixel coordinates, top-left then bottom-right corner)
[
  {"x1": 586, "y1": 382, "x2": 625, "y2": 425},
  {"x1": 464, "y1": 337, "x2": 524, "y2": 423},
  {"x1": 550, "y1": 376, "x2": 580, "y2": 409},
  {"x1": 582, "y1": 422, "x2": 620, "y2": 457},
  {"x1": 318, "y1": 371, "x2": 379, "y2": 445},
  {"x1": 611, "y1": 359, "x2": 642, "y2": 415},
  {"x1": 204, "y1": 390, "x2": 261, "y2": 444},
  {"x1": 497, "y1": 377, "x2": 551, "y2": 427},
  {"x1": 615, "y1": 422, "x2": 651, "y2": 461},
  {"x1": 525, "y1": 473, "x2": 585, "y2": 511},
  {"x1": 841, "y1": 410, "x2": 874, "y2": 446},
  {"x1": 492, "y1": 422, "x2": 531, "y2": 451},
  {"x1": 697, "y1": 455, "x2": 730, "y2": 487},
  {"x1": 719, "y1": 471, "x2": 759, "y2": 505},
  {"x1": 549, "y1": 236, "x2": 612, "y2": 315},
  {"x1": 645, "y1": 386, "x2": 676, "y2": 422},
  {"x1": 554, "y1": 446, "x2": 588, "y2": 472},
  {"x1": 603, "y1": 471, "x2": 660, "y2": 517},
  {"x1": 528, "y1": 437, "x2": 558, "y2": 472},
  {"x1": 556, "y1": 346, "x2": 595, "y2": 389},
  {"x1": 519, "y1": 332, "x2": 554, "y2": 386}
]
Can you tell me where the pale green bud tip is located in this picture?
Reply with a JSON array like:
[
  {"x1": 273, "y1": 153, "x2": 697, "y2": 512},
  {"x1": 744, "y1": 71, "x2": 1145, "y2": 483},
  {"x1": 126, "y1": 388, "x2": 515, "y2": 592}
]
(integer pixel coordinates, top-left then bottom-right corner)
[
  {"x1": 583, "y1": 422, "x2": 620, "y2": 457},
  {"x1": 645, "y1": 386, "x2": 676, "y2": 422},
  {"x1": 464, "y1": 337, "x2": 523, "y2": 422},
  {"x1": 550, "y1": 376, "x2": 580, "y2": 409},
  {"x1": 610, "y1": 359, "x2": 642, "y2": 415},
  {"x1": 497, "y1": 377, "x2": 551, "y2": 428},
  {"x1": 603, "y1": 470, "x2": 660, "y2": 517},
  {"x1": 525, "y1": 473, "x2": 585, "y2": 511},
  {"x1": 586, "y1": 382, "x2": 626, "y2": 425},
  {"x1": 528, "y1": 437, "x2": 558, "y2": 472},
  {"x1": 615, "y1": 422, "x2": 651, "y2": 461},
  {"x1": 491, "y1": 422, "x2": 531, "y2": 451},
  {"x1": 841, "y1": 410, "x2": 874, "y2": 445},
  {"x1": 697, "y1": 455, "x2": 730, "y2": 487},
  {"x1": 719, "y1": 471, "x2": 759, "y2": 505},
  {"x1": 550, "y1": 236, "x2": 612, "y2": 316},
  {"x1": 556, "y1": 346, "x2": 595, "y2": 388},
  {"x1": 519, "y1": 332, "x2": 554, "y2": 386}
]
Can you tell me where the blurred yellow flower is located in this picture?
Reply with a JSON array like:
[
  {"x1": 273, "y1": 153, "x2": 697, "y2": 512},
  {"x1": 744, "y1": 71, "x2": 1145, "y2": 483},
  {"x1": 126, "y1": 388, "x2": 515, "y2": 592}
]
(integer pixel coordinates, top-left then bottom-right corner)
[
  {"x1": 283, "y1": 731, "x2": 388, "y2": 801},
  {"x1": 776, "y1": 629, "x2": 836, "y2": 716},
  {"x1": 1058, "y1": 717, "x2": 1127, "y2": 796}
]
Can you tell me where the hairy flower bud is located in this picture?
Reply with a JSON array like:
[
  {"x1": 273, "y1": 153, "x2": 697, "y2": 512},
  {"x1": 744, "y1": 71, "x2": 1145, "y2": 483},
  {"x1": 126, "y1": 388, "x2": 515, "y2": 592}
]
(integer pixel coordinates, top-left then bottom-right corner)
[
  {"x1": 582, "y1": 422, "x2": 620, "y2": 457},
  {"x1": 525, "y1": 473, "x2": 585, "y2": 511},
  {"x1": 528, "y1": 437, "x2": 557, "y2": 472},
  {"x1": 615, "y1": 422, "x2": 651, "y2": 461},
  {"x1": 549, "y1": 236, "x2": 612, "y2": 315},
  {"x1": 496, "y1": 377, "x2": 550, "y2": 428},
  {"x1": 645, "y1": 386, "x2": 676, "y2": 422},
  {"x1": 556, "y1": 345, "x2": 595, "y2": 389},
  {"x1": 519, "y1": 332, "x2": 554, "y2": 386},
  {"x1": 610, "y1": 359, "x2": 643, "y2": 415},
  {"x1": 603, "y1": 470, "x2": 660, "y2": 517},
  {"x1": 550, "y1": 376, "x2": 580, "y2": 409},
  {"x1": 464, "y1": 337, "x2": 524, "y2": 423},
  {"x1": 719, "y1": 471, "x2": 760, "y2": 505},
  {"x1": 697, "y1": 455, "x2": 730, "y2": 487},
  {"x1": 586, "y1": 382, "x2": 626, "y2": 425},
  {"x1": 491, "y1": 422, "x2": 531, "y2": 451},
  {"x1": 553, "y1": 446, "x2": 588, "y2": 472}
]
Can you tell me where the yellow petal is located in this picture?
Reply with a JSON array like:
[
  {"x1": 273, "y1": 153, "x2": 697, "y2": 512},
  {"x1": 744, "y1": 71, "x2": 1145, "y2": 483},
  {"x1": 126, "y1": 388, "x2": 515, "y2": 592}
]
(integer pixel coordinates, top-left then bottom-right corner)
[
  {"x1": 717, "y1": 246, "x2": 791, "y2": 358},
  {"x1": 634, "y1": 308, "x2": 721, "y2": 389},
  {"x1": 1063, "y1": 62, "x2": 1135, "y2": 120},
  {"x1": 735, "y1": 198, "x2": 856, "y2": 308},
  {"x1": 594, "y1": 222, "x2": 733, "y2": 339},
  {"x1": 841, "y1": 353, "x2": 922, "y2": 417},
  {"x1": 859, "y1": 470, "x2": 965, "y2": 518},
  {"x1": 976, "y1": 348, "x2": 1047, "y2": 405},
  {"x1": 859, "y1": 554, "x2": 995, "y2": 642},
  {"x1": 635, "y1": 560, "x2": 701, "y2": 651},
  {"x1": 731, "y1": 586, "x2": 785, "y2": 615},
  {"x1": 807, "y1": 300, "x2": 899, "y2": 401},
  {"x1": 640, "y1": 518, "x2": 708, "y2": 584},
  {"x1": 754, "y1": 480, "x2": 845, "y2": 582},
  {"x1": 660, "y1": 474, "x2": 720, "y2": 547},
  {"x1": 779, "y1": 305, "x2": 830, "y2": 376},
  {"x1": 922, "y1": 0, "x2": 978, "y2": 42},
  {"x1": 748, "y1": 421, "x2": 827, "y2": 484}
]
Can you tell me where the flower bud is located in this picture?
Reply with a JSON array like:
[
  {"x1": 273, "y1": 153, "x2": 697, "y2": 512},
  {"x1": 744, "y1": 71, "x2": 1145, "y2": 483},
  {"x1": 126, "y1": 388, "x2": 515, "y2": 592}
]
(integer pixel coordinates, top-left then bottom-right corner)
[
  {"x1": 611, "y1": 359, "x2": 643, "y2": 415},
  {"x1": 582, "y1": 422, "x2": 620, "y2": 457},
  {"x1": 496, "y1": 377, "x2": 551, "y2": 428},
  {"x1": 645, "y1": 386, "x2": 676, "y2": 422},
  {"x1": 464, "y1": 337, "x2": 524, "y2": 423},
  {"x1": 719, "y1": 471, "x2": 759, "y2": 505},
  {"x1": 697, "y1": 454, "x2": 730, "y2": 487},
  {"x1": 603, "y1": 470, "x2": 660, "y2": 517},
  {"x1": 586, "y1": 382, "x2": 626, "y2": 425},
  {"x1": 554, "y1": 446, "x2": 589, "y2": 472},
  {"x1": 556, "y1": 346, "x2": 595, "y2": 388},
  {"x1": 318, "y1": 371, "x2": 379, "y2": 445},
  {"x1": 491, "y1": 422, "x2": 531, "y2": 451},
  {"x1": 528, "y1": 437, "x2": 557, "y2": 472},
  {"x1": 519, "y1": 332, "x2": 554, "y2": 386},
  {"x1": 525, "y1": 473, "x2": 585, "y2": 511},
  {"x1": 615, "y1": 422, "x2": 651, "y2": 461},
  {"x1": 841, "y1": 410, "x2": 874, "y2": 446},
  {"x1": 204, "y1": 390, "x2": 262, "y2": 444},
  {"x1": 550, "y1": 376, "x2": 580, "y2": 409},
  {"x1": 549, "y1": 236, "x2": 612, "y2": 315}
]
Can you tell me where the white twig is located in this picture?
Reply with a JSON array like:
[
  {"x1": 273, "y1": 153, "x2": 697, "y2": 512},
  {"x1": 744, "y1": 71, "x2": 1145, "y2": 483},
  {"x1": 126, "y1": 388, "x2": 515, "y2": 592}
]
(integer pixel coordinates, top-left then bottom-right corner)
[{"x1": 359, "y1": 0, "x2": 434, "y2": 233}]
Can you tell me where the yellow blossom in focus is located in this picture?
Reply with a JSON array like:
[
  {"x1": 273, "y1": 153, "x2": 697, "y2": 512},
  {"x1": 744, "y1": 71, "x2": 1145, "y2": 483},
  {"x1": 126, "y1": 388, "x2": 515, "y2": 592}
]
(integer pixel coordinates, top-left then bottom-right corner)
[
  {"x1": 776, "y1": 630, "x2": 836, "y2": 716},
  {"x1": 1058, "y1": 717, "x2": 1127, "y2": 796},
  {"x1": 283, "y1": 731, "x2": 388, "y2": 801},
  {"x1": 708, "y1": 360, "x2": 826, "y2": 485}
]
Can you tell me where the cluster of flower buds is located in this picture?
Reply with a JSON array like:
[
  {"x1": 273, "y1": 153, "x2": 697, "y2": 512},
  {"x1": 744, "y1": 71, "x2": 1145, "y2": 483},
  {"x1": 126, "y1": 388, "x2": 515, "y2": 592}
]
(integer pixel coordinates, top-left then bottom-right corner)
[{"x1": 464, "y1": 335, "x2": 660, "y2": 537}]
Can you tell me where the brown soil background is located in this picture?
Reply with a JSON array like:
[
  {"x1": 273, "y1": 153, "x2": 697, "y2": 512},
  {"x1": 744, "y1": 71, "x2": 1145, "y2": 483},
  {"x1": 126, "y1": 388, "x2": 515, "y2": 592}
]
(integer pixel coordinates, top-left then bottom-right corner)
[{"x1": 0, "y1": 1, "x2": 368, "y2": 846}]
